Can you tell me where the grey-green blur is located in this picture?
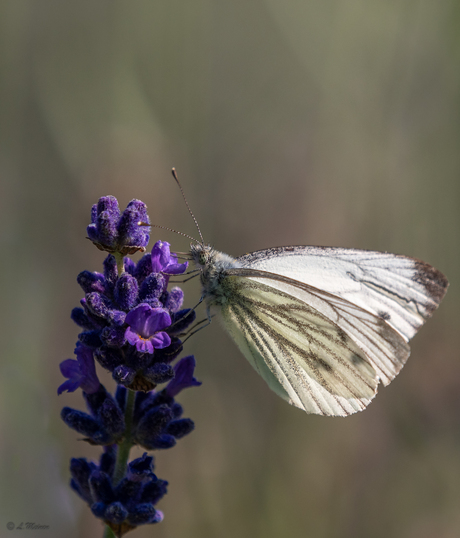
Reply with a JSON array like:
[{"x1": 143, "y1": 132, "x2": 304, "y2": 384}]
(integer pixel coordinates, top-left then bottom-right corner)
[{"x1": 1, "y1": 1, "x2": 459, "y2": 537}]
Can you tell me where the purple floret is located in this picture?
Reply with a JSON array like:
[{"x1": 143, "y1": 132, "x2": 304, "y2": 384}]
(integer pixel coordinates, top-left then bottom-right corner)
[
  {"x1": 125, "y1": 304, "x2": 172, "y2": 354},
  {"x1": 151, "y1": 241, "x2": 188, "y2": 276},
  {"x1": 58, "y1": 343, "x2": 100, "y2": 395},
  {"x1": 165, "y1": 355, "x2": 201, "y2": 397}
]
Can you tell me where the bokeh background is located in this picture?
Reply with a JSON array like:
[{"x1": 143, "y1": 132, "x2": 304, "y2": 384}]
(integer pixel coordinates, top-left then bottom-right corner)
[{"x1": 1, "y1": 1, "x2": 459, "y2": 537}]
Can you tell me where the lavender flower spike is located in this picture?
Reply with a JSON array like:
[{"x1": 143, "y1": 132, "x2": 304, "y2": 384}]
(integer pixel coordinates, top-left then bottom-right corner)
[{"x1": 61, "y1": 194, "x2": 201, "y2": 535}]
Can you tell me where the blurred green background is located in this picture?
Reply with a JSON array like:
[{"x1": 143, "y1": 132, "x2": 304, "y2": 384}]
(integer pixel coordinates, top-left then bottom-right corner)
[{"x1": 1, "y1": 1, "x2": 459, "y2": 537}]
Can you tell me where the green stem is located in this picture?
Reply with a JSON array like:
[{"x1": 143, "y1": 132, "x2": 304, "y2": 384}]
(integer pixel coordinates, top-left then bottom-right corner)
[
  {"x1": 114, "y1": 388, "x2": 136, "y2": 485},
  {"x1": 114, "y1": 252, "x2": 125, "y2": 275},
  {"x1": 103, "y1": 526, "x2": 116, "y2": 538},
  {"x1": 102, "y1": 389, "x2": 136, "y2": 537}
]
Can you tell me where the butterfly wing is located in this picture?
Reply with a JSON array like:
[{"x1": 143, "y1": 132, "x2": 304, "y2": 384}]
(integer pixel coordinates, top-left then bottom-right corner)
[
  {"x1": 236, "y1": 246, "x2": 448, "y2": 343},
  {"x1": 219, "y1": 269, "x2": 410, "y2": 416}
]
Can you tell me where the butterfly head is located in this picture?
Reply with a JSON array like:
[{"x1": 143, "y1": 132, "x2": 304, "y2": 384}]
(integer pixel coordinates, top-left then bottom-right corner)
[
  {"x1": 190, "y1": 243, "x2": 236, "y2": 271},
  {"x1": 190, "y1": 243, "x2": 214, "y2": 268}
]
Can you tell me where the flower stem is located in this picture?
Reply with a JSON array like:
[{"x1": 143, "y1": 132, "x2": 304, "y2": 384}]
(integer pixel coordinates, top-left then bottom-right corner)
[
  {"x1": 114, "y1": 253, "x2": 125, "y2": 275},
  {"x1": 103, "y1": 526, "x2": 116, "y2": 538},
  {"x1": 103, "y1": 389, "x2": 136, "y2": 538},
  {"x1": 113, "y1": 389, "x2": 136, "y2": 485}
]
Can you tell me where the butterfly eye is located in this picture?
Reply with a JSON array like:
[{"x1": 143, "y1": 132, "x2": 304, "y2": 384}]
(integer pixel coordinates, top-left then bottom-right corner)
[{"x1": 199, "y1": 252, "x2": 207, "y2": 265}]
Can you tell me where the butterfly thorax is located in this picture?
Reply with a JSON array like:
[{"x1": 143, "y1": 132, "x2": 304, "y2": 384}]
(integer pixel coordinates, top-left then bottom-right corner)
[{"x1": 190, "y1": 243, "x2": 242, "y2": 306}]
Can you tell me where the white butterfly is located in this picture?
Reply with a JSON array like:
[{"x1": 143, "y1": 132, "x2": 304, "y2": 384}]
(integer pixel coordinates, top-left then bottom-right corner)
[
  {"x1": 164, "y1": 170, "x2": 448, "y2": 417},
  {"x1": 188, "y1": 243, "x2": 448, "y2": 416}
]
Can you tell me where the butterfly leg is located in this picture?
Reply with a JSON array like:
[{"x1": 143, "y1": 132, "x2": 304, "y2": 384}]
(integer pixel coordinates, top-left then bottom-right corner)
[
  {"x1": 168, "y1": 296, "x2": 205, "y2": 333},
  {"x1": 180, "y1": 315, "x2": 214, "y2": 344},
  {"x1": 179, "y1": 304, "x2": 214, "y2": 344},
  {"x1": 167, "y1": 270, "x2": 201, "y2": 283}
]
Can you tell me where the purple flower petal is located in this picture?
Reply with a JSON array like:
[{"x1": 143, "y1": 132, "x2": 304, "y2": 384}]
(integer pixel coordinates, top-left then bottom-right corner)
[
  {"x1": 125, "y1": 304, "x2": 153, "y2": 338},
  {"x1": 166, "y1": 355, "x2": 201, "y2": 397},
  {"x1": 58, "y1": 344, "x2": 100, "y2": 395},
  {"x1": 60, "y1": 358, "x2": 82, "y2": 379},
  {"x1": 150, "y1": 332, "x2": 171, "y2": 350},
  {"x1": 125, "y1": 304, "x2": 171, "y2": 338},
  {"x1": 144, "y1": 309, "x2": 171, "y2": 335},
  {"x1": 126, "y1": 324, "x2": 155, "y2": 354},
  {"x1": 150, "y1": 239, "x2": 188, "y2": 289},
  {"x1": 151, "y1": 241, "x2": 172, "y2": 273},
  {"x1": 75, "y1": 344, "x2": 100, "y2": 393},
  {"x1": 152, "y1": 510, "x2": 164, "y2": 524},
  {"x1": 125, "y1": 305, "x2": 172, "y2": 355},
  {"x1": 58, "y1": 377, "x2": 81, "y2": 395},
  {"x1": 136, "y1": 338, "x2": 154, "y2": 354},
  {"x1": 163, "y1": 261, "x2": 188, "y2": 275},
  {"x1": 125, "y1": 326, "x2": 141, "y2": 347}
]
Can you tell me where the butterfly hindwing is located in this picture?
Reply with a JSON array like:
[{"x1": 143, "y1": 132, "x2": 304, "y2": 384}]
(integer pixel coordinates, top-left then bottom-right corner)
[{"x1": 219, "y1": 272, "x2": 387, "y2": 416}]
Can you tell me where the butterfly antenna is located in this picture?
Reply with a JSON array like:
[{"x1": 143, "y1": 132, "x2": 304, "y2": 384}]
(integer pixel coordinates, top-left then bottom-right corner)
[
  {"x1": 171, "y1": 168, "x2": 205, "y2": 244},
  {"x1": 139, "y1": 222, "x2": 199, "y2": 244}
]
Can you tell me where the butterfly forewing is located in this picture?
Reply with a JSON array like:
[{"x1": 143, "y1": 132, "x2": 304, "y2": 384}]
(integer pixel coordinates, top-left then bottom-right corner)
[
  {"x1": 220, "y1": 273, "x2": 382, "y2": 416},
  {"x1": 237, "y1": 247, "x2": 448, "y2": 342}
]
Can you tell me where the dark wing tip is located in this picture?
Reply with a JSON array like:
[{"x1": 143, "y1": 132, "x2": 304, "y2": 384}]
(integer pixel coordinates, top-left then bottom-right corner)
[{"x1": 413, "y1": 261, "x2": 449, "y2": 308}]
